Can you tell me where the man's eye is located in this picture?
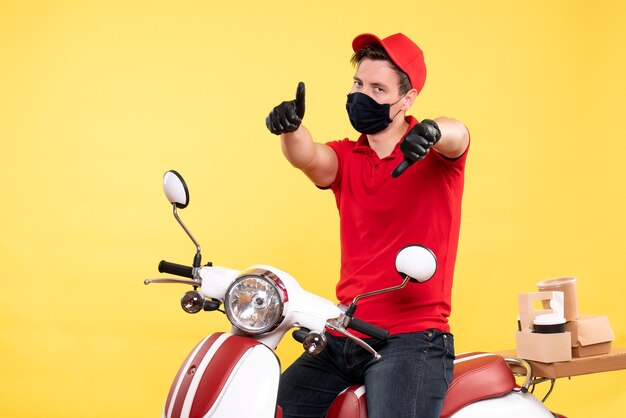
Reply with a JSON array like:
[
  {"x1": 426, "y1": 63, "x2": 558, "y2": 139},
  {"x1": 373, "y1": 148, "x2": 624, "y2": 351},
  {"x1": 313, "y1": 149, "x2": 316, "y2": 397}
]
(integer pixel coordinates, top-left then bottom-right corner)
[
  {"x1": 353, "y1": 81, "x2": 363, "y2": 87},
  {"x1": 374, "y1": 87, "x2": 384, "y2": 93}
]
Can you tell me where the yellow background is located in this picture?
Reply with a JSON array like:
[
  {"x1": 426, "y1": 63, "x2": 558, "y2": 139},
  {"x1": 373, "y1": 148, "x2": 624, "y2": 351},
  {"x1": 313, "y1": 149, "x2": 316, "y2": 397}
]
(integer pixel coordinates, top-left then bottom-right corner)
[{"x1": 1, "y1": 1, "x2": 625, "y2": 416}]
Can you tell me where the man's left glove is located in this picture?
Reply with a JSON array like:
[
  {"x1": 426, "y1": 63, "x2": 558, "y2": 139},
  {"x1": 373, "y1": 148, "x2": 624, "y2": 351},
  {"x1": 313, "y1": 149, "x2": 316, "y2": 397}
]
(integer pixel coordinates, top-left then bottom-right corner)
[
  {"x1": 391, "y1": 119, "x2": 442, "y2": 178},
  {"x1": 266, "y1": 82, "x2": 306, "y2": 135}
]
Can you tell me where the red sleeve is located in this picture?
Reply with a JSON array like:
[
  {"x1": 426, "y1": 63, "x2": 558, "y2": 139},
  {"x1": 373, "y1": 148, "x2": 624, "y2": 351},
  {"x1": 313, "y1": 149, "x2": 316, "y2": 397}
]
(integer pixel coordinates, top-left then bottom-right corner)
[
  {"x1": 431, "y1": 135, "x2": 470, "y2": 172},
  {"x1": 322, "y1": 138, "x2": 354, "y2": 191}
]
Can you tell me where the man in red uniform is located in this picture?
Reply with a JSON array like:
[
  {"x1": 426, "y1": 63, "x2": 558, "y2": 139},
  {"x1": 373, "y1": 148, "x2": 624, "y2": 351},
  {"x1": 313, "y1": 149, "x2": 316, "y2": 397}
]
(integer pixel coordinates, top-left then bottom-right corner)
[{"x1": 266, "y1": 32, "x2": 470, "y2": 418}]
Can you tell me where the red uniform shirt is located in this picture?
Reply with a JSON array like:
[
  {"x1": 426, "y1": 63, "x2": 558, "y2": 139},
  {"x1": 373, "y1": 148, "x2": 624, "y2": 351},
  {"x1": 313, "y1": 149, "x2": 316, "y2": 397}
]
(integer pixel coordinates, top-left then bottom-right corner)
[{"x1": 325, "y1": 116, "x2": 468, "y2": 334}]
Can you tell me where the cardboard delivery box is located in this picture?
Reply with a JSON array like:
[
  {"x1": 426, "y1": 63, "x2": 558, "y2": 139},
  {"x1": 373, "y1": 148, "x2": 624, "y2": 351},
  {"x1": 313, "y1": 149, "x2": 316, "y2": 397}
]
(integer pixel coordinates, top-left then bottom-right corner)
[
  {"x1": 516, "y1": 291, "x2": 572, "y2": 363},
  {"x1": 565, "y1": 315, "x2": 615, "y2": 358}
]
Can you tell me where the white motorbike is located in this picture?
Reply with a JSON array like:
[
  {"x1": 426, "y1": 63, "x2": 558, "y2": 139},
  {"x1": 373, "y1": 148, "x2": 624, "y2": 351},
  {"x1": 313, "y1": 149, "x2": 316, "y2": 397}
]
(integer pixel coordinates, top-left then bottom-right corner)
[{"x1": 145, "y1": 170, "x2": 566, "y2": 418}]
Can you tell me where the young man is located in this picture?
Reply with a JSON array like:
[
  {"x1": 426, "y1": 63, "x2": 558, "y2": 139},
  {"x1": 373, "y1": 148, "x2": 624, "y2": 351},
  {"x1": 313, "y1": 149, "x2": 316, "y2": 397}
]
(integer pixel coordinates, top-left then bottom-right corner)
[{"x1": 266, "y1": 32, "x2": 470, "y2": 418}]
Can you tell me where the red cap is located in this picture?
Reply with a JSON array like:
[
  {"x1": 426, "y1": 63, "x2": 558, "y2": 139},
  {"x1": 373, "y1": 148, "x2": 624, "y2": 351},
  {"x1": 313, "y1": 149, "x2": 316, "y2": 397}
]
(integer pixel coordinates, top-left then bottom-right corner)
[{"x1": 352, "y1": 33, "x2": 427, "y2": 94}]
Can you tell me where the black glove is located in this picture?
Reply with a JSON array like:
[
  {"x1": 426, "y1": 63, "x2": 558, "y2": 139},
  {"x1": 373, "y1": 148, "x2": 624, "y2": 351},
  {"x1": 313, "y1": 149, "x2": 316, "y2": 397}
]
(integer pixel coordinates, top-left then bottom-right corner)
[
  {"x1": 266, "y1": 82, "x2": 306, "y2": 135},
  {"x1": 391, "y1": 119, "x2": 441, "y2": 178}
]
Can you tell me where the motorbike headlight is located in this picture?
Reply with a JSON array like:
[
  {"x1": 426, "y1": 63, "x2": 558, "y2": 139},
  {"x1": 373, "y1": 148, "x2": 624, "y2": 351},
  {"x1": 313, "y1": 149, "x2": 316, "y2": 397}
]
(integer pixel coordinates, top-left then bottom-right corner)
[{"x1": 224, "y1": 269, "x2": 286, "y2": 335}]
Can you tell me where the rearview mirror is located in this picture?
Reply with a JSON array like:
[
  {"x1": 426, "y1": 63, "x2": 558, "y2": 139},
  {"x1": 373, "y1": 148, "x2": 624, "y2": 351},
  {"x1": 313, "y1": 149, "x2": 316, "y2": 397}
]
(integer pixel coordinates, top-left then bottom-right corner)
[
  {"x1": 395, "y1": 245, "x2": 437, "y2": 283},
  {"x1": 163, "y1": 170, "x2": 189, "y2": 209}
]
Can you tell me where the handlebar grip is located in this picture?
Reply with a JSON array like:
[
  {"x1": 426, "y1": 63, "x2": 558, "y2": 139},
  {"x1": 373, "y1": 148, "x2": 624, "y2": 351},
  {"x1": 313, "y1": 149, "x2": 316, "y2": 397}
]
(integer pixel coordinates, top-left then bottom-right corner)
[
  {"x1": 158, "y1": 260, "x2": 194, "y2": 279},
  {"x1": 347, "y1": 317, "x2": 390, "y2": 342},
  {"x1": 292, "y1": 327, "x2": 311, "y2": 344}
]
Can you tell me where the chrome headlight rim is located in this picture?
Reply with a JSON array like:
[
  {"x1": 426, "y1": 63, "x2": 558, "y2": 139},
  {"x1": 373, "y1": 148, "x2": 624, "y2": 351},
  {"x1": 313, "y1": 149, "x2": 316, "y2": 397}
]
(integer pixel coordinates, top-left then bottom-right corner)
[{"x1": 224, "y1": 268, "x2": 287, "y2": 335}]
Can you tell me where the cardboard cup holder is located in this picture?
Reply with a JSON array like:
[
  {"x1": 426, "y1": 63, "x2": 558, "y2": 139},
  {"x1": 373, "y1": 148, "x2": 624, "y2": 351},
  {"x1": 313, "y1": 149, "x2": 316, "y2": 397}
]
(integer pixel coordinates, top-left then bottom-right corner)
[{"x1": 516, "y1": 291, "x2": 572, "y2": 363}]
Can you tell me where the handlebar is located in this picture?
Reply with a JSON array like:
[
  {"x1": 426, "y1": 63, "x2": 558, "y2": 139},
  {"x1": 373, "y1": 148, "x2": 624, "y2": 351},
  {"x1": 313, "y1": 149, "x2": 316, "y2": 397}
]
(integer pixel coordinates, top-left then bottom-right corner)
[
  {"x1": 158, "y1": 260, "x2": 193, "y2": 278},
  {"x1": 346, "y1": 317, "x2": 390, "y2": 342}
]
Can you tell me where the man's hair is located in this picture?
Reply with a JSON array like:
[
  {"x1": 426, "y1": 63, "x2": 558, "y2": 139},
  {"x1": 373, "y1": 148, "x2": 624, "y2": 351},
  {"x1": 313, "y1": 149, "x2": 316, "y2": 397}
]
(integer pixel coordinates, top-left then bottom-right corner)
[{"x1": 350, "y1": 44, "x2": 412, "y2": 95}]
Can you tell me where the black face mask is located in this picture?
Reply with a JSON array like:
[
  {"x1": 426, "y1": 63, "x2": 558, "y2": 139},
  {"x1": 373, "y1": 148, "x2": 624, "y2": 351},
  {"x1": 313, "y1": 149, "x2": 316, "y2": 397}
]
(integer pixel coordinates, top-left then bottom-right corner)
[{"x1": 346, "y1": 92, "x2": 403, "y2": 134}]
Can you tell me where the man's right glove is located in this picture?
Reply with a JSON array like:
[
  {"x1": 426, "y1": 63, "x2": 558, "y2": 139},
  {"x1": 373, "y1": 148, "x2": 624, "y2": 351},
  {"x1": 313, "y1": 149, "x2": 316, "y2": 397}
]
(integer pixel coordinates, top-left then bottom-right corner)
[
  {"x1": 391, "y1": 119, "x2": 441, "y2": 178},
  {"x1": 266, "y1": 82, "x2": 306, "y2": 135}
]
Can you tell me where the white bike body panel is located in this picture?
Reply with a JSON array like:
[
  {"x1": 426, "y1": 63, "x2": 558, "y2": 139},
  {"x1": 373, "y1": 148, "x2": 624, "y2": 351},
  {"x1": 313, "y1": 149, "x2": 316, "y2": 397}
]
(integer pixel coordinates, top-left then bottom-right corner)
[
  {"x1": 197, "y1": 266, "x2": 239, "y2": 301},
  {"x1": 163, "y1": 333, "x2": 280, "y2": 418},
  {"x1": 450, "y1": 391, "x2": 554, "y2": 418},
  {"x1": 204, "y1": 343, "x2": 280, "y2": 418}
]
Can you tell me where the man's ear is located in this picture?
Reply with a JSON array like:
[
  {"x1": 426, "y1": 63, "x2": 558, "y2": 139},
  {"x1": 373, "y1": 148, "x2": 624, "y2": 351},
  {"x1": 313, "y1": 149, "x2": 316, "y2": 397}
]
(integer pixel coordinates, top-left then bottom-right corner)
[{"x1": 401, "y1": 89, "x2": 418, "y2": 111}]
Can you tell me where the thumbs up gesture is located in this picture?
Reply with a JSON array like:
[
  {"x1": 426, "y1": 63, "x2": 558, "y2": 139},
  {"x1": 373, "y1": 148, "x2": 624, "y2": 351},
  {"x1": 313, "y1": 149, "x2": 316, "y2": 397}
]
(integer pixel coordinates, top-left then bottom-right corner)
[{"x1": 266, "y1": 82, "x2": 306, "y2": 135}]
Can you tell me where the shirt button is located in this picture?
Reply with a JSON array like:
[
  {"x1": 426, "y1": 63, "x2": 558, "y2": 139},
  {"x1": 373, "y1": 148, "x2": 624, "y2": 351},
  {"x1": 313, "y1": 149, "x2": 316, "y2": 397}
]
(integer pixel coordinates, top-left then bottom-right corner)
[{"x1": 374, "y1": 164, "x2": 379, "y2": 169}]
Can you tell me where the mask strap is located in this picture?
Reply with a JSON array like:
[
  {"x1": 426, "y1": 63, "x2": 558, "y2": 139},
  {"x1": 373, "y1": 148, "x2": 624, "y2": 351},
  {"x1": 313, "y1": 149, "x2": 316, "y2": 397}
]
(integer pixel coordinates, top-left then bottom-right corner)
[
  {"x1": 392, "y1": 92, "x2": 408, "y2": 106},
  {"x1": 390, "y1": 92, "x2": 408, "y2": 120}
]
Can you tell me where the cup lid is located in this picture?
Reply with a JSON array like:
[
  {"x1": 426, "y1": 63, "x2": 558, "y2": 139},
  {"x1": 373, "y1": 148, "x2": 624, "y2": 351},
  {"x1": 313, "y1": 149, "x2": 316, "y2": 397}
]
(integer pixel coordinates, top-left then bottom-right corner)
[
  {"x1": 537, "y1": 277, "x2": 577, "y2": 288},
  {"x1": 533, "y1": 313, "x2": 566, "y2": 325}
]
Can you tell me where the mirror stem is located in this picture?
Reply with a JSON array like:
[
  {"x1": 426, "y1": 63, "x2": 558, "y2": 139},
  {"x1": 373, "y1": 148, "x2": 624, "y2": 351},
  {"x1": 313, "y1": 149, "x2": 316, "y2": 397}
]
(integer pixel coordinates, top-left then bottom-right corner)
[
  {"x1": 173, "y1": 204, "x2": 201, "y2": 256},
  {"x1": 348, "y1": 275, "x2": 412, "y2": 315}
]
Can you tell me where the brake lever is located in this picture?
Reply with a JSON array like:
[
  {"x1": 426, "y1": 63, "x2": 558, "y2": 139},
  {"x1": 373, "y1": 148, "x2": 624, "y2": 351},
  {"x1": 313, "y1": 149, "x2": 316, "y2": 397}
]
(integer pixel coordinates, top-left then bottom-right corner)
[
  {"x1": 144, "y1": 278, "x2": 201, "y2": 286},
  {"x1": 326, "y1": 319, "x2": 381, "y2": 360}
]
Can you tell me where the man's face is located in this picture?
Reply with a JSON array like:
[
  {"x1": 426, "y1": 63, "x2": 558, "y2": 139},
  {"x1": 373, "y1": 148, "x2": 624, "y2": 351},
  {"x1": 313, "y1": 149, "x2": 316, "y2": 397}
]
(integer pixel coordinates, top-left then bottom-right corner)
[{"x1": 351, "y1": 58, "x2": 403, "y2": 105}]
